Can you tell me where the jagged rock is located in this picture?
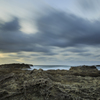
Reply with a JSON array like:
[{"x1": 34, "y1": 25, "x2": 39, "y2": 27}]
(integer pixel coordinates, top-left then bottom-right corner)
[
  {"x1": 0, "y1": 64, "x2": 100, "y2": 99},
  {"x1": 0, "y1": 90, "x2": 9, "y2": 98},
  {"x1": 69, "y1": 65, "x2": 100, "y2": 77},
  {"x1": 69, "y1": 65, "x2": 97, "y2": 71}
]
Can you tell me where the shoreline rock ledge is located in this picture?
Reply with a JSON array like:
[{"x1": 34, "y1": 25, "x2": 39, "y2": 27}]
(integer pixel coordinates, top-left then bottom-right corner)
[
  {"x1": 0, "y1": 64, "x2": 100, "y2": 100},
  {"x1": 69, "y1": 65, "x2": 100, "y2": 77},
  {"x1": 0, "y1": 63, "x2": 33, "y2": 69}
]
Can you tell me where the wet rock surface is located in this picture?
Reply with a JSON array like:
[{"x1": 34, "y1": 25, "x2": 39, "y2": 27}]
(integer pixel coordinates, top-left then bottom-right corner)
[{"x1": 0, "y1": 64, "x2": 100, "y2": 100}]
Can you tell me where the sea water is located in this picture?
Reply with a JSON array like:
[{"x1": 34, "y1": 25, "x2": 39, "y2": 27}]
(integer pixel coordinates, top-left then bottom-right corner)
[
  {"x1": 96, "y1": 66, "x2": 100, "y2": 70},
  {"x1": 29, "y1": 65, "x2": 71, "y2": 70},
  {"x1": 28, "y1": 65, "x2": 100, "y2": 70}
]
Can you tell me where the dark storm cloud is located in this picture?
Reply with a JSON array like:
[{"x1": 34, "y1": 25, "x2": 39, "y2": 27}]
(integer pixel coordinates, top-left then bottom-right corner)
[
  {"x1": 1, "y1": 10, "x2": 100, "y2": 55},
  {"x1": 0, "y1": 18, "x2": 51, "y2": 53},
  {"x1": 1, "y1": 18, "x2": 20, "y2": 31},
  {"x1": 33, "y1": 10, "x2": 100, "y2": 59},
  {"x1": 35, "y1": 10, "x2": 100, "y2": 48}
]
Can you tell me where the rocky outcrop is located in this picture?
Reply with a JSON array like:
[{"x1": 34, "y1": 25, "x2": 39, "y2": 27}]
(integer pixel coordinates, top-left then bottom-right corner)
[
  {"x1": 0, "y1": 64, "x2": 100, "y2": 100},
  {"x1": 69, "y1": 65, "x2": 97, "y2": 71},
  {"x1": 96, "y1": 65, "x2": 100, "y2": 67},
  {"x1": 0, "y1": 63, "x2": 33, "y2": 69},
  {"x1": 69, "y1": 65, "x2": 100, "y2": 77}
]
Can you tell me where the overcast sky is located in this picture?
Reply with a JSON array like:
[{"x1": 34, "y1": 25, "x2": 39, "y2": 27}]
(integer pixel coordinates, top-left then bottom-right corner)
[{"x1": 0, "y1": 0, "x2": 100, "y2": 65}]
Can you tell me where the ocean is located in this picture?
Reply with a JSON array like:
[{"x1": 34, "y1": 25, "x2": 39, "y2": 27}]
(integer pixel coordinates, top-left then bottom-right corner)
[{"x1": 28, "y1": 65, "x2": 100, "y2": 70}]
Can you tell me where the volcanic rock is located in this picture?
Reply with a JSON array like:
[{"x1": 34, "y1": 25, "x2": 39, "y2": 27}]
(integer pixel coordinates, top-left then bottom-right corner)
[
  {"x1": 0, "y1": 64, "x2": 100, "y2": 100},
  {"x1": 0, "y1": 63, "x2": 33, "y2": 69},
  {"x1": 69, "y1": 65, "x2": 100, "y2": 77}
]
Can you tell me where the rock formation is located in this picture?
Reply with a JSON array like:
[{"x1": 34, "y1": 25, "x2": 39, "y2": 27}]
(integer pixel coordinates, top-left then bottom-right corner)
[
  {"x1": 0, "y1": 63, "x2": 32, "y2": 69},
  {"x1": 0, "y1": 64, "x2": 100, "y2": 100}
]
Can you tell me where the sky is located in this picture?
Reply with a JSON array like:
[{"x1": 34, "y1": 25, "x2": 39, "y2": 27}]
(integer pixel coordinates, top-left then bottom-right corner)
[{"x1": 0, "y1": 0, "x2": 100, "y2": 65}]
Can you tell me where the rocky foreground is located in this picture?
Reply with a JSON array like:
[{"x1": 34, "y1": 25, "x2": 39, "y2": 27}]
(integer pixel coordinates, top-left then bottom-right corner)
[{"x1": 0, "y1": 64, "x2": 100, "y2": 100}]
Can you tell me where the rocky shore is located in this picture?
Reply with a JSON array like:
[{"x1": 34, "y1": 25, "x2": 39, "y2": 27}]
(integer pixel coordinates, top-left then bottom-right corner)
[{"x1": 0, "y1": 64, "x2": 100, "y2": 100}]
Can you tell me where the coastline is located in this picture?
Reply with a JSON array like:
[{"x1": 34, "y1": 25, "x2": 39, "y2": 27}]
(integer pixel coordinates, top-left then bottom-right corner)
[
  {"x1": 28, "y1": 65, "x2": 100, "y2": 71},
  {"x1": 0, "y1": 63, "x2": 100, "y2": 100}
]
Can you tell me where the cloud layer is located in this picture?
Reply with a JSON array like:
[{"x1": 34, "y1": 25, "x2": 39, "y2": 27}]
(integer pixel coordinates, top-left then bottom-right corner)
[
  {"x1": 0, "y1": 0, "x2": 100, "y2": 64},
  {"x1": 0, "y1": 10, "x2": 100, "y2": 53}
]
